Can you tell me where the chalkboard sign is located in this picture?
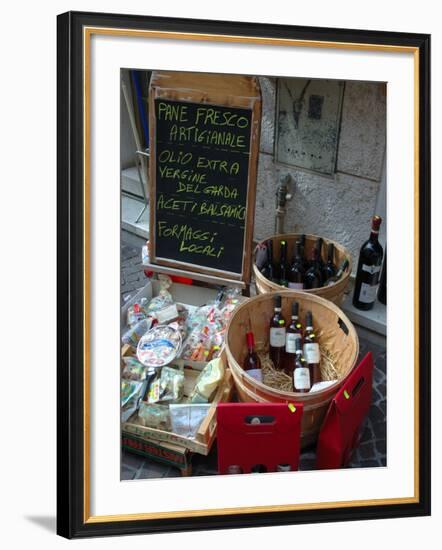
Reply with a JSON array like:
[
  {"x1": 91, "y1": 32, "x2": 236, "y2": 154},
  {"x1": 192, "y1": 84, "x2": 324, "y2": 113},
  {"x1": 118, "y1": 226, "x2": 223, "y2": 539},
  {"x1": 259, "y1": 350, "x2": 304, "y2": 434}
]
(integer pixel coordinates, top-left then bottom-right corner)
[{"x1": 148, "y1": 73, "x2": 261, "y2": 283}]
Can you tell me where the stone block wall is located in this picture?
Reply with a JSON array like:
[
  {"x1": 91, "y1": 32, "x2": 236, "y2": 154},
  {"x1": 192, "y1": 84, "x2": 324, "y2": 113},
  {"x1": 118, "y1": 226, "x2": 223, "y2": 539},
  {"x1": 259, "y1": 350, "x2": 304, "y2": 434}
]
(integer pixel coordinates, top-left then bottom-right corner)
[{"x1": 254, "y1": 77, "x2": 386, "y2": 269}]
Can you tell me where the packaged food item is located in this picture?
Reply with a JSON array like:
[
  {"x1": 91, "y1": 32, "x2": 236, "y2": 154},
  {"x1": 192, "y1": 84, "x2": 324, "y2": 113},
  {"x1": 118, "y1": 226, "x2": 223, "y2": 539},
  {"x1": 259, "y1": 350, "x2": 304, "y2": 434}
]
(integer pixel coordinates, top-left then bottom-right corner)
[
  {"x1": 127, "y1": 298, "x2": 148, "y2": 327},
  {"x1": 189, "y1": 357, "x2": 225, "y2": 404},
  {"x1": 121, "y1": 357, "x2": 148, "y2": 381},
  {"x1": 138, "y1": 402, "x2": 170, "y2": 430},
  {"x1": 137, "y1": 325, "x2": 182, "y2": 367},
  {"x1": 122, "y1": 317, "x2": 154, "y2": 348},
  {"x1": 147, "y1": 366, "x2": 184, "y2": 404},
  {"x1": 121, "y1": 379, "x2": 144, "y2": 408},
  {"x1": 169, "y1": 404, "x2": 211, "y2": 438}
]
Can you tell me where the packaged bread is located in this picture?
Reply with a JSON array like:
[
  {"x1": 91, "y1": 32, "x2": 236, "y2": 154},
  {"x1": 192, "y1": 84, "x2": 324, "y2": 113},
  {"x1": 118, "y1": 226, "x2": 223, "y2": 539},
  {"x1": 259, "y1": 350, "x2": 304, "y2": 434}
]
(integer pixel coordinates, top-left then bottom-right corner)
[{"x1": 189, "y1": 357, "x2": 225, "y2": 404}]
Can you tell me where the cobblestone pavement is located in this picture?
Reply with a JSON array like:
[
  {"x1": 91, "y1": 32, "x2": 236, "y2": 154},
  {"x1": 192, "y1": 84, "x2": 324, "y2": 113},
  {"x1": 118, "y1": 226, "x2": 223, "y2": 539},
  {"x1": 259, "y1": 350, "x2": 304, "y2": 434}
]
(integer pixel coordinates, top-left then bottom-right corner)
[{"x1": 121, "y1": 241, "x2": 387, "y2": 480}]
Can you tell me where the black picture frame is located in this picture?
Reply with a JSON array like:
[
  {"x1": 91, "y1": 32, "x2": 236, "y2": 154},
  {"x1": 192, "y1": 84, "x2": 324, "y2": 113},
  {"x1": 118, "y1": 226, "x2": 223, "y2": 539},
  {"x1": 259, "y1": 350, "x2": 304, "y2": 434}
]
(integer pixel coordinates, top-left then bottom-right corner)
[{"x1": 57, "y1": 10, "x2": 431, "y2": 539}]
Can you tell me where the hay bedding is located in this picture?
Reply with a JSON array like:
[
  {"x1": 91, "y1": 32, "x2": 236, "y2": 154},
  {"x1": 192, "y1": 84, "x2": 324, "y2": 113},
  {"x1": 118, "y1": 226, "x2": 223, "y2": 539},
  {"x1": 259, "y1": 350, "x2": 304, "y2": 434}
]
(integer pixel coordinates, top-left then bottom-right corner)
[{"x1": 255, "y1": 331, "x2": 341, "y2": 392}]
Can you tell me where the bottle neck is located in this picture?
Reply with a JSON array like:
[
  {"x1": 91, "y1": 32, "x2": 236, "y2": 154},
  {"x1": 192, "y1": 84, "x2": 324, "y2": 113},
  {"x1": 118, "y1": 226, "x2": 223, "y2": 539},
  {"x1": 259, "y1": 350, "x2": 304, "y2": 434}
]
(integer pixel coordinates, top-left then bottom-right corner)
[{"x1": 369, "y1": 229, "x2": 379, "y2": 242}]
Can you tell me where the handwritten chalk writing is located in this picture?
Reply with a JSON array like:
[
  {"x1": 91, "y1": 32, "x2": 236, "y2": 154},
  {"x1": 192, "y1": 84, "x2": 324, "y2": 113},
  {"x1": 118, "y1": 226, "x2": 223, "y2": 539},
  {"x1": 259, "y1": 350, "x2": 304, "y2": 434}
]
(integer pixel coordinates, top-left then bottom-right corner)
[
  {"x1": 158, "y1": 149, "x2": 193, "y2": 165},
  {"x1": 196, "y1": 156, "x2": 240, "y2": 175},
  {"x1": 198, "y1": 202, "x2": 245, "y2": 220},
  {"x1": 154, "y1": 98, "x2": 253, "y2": 274},
  {"x1": 157, "y1": 102, "x2": 189, "y2": 123},
  {"x1": 194, "y1": 107, "x2": 249, "y2": 128},
  {"x1": 157, "y1": 221, "x2": 212, "y2": 242},
  {"x1": 179, "y1": 241, "x2": 225, "y2": 258},
  {"x1": 169, "y1": 125, "x2": 246, "y2": 149},
  {"x1": 176, "y1": 183, "x2": 239, "y2": 199},
  {"x1": 158, "y1": 166, "x2": 207, "y2": 184}
]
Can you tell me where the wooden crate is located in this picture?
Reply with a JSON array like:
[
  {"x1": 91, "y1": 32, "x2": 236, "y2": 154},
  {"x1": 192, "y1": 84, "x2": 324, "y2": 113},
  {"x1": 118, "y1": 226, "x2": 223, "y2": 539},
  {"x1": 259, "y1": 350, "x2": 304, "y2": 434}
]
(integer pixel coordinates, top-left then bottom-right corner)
[
  {"x1": 122, "y1": 432, "x2": 193, "y2": 476},
  {"x1": 122, "y1": 366, "x2": 234, "y2": 455}
]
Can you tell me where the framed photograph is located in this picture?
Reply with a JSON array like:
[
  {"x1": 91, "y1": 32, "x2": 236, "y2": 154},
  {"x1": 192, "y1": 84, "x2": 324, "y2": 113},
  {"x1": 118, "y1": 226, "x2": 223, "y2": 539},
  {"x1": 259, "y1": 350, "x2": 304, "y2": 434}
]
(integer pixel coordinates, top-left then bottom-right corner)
[{"x1": 57, "y1": 11, "x2": 431, "y2": 538}]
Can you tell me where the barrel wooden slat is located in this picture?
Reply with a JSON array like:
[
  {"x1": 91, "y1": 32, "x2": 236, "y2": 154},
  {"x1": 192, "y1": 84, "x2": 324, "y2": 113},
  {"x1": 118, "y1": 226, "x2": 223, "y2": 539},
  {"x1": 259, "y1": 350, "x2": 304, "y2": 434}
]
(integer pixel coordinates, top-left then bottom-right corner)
[
  {"x1": 225, "y1": 290, "x2": 359, "y2": 448},
  {"x1": 253, "y1": 233, "x2": 352, "y2": 305}
]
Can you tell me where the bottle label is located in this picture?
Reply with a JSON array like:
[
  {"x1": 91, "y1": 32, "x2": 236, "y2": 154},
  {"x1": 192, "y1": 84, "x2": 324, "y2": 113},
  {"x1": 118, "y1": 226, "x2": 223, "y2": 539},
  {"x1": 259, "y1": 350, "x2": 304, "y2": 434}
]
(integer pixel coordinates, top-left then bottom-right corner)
[
  {"x1": 246, "y1": 368, "x2": 263, "y2": 382},
  {"x1": 285, "y1": 332, "x2": 301, "y2": 353},
  {"x1": 270, "y1": 327, "x2": 286, "y2": 347},
  {"x1": 359, "y1": 282, "x2": 379, "y2": 304},
  {"x1": 303, "y1": 342, "x2": 320, "y2": 364},
  {"x1": 288, "y1": 282, "x2": 304, "y2": 290},
  {"x1": 294, "y1": 367, "x2": 311, "y2": 390},
  {"x1": 362, "y1": 264, "x2": 381, "y2": 275}
]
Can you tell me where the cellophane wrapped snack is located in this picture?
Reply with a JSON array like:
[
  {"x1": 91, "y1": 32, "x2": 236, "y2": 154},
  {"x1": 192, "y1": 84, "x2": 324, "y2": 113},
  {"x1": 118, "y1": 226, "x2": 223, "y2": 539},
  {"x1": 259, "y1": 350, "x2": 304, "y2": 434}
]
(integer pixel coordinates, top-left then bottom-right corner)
[
  {"x1": 188, "y1": 357, "x2": 225, "y2": 403},
  {"x1": 169, "y1": 404, "x2": 211, "y2": 439},
  {"x1": 180, "y1": 288, "x2": 241, "y2": 361},
  {"x1": 121, "y1": 357, "x2": 148, "y2": 381},
  {"x1": 146, "y1": 366, "x2": 184, "y2": 404},
  {"x1": 138, "y1": 402, "x2": 171, "y2": 430}
]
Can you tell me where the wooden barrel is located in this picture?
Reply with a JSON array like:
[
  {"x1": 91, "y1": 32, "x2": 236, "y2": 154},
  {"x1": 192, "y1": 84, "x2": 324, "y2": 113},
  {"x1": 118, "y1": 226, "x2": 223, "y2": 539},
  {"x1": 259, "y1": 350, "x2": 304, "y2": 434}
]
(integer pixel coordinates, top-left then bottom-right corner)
[
  {"x1": 253, "y1": 233, "x2": 352, "y2": 306},
  {"x1": 225, "y1": 290, "x2": 359, "y2": 448}
]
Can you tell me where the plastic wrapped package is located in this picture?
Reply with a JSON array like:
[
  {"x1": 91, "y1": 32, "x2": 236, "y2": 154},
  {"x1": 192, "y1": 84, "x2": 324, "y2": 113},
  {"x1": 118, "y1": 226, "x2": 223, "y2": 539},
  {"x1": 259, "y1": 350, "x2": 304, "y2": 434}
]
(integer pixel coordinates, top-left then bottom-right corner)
[
  {"x1": 146, "y1": 366, "x2": 184, "y2": 404},
  {"x1": 169, "y1": 404, "x2": 211, "y2": 439},
  {"x1": 121, "y1": 379, "x2": 145, "y2": 408},
  {"x1": 138, "y1": 402, "x2": 170, "y2": 430},
  {"x1": 122, "y1": 317, "x2": 155, "y2": 348},
  {"x1": 126, "y1": 298, "x2": 149, "y2": 327},
  {"x1": 121, "y1": 357, "x2": 148, "y2": 381},
  {"x1": 137, "y1": 325, "x2": 182, "y2": 367},
  {"x1": 189, "y1": 357, "x2": 225, "y2": 404}
]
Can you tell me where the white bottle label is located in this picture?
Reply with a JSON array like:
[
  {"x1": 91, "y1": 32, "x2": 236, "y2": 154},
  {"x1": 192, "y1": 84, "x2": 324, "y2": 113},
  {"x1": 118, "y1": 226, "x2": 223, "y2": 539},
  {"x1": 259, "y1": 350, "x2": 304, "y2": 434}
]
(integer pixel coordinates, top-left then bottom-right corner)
[
  {"x1": 359, "y1": 282, "x2": 379, "y2": 303},
  {"x1": 362, "y1": 264, "x2": 381, "y2": 275},
  {"x1": 285, "y1": 332, "x2": 301, "y2": 353},
  {"x1": 270, "y1": 327, "x2": 286, "y2": 347},
  {"x1": 294, "y1": 367, "x2": 311, "y2": 390},
  {"x1": 246, "y1": 369, "x2": 263, "y2": 382},
  {"x1": 303, "y1": 342, "x2": 320, "y2": 364},
  {"x1": 288, "y1": 282, "x2": 304, "y2": 290}
]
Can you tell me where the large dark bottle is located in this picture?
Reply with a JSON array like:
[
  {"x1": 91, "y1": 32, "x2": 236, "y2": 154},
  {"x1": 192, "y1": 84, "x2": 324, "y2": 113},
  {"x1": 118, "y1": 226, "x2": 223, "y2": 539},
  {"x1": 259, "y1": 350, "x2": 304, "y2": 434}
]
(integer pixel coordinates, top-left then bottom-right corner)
[
  {"x1": 279, "y1": 240, "x2": 289, "y2": 287},
  {"x1": 243, "y1": 332, "x2": 262, "y2": 382},
  {"x1": 303, "y1": 311, "x2": 321, "y2": 386},
  {"x1": 299, "y1": 234, "x2": 308, "y2": 270},
  {"x1": 292, "y1": 338, "x2": 311, "y2": 393},
  {"x1": 269, "y1": 295, "x2": 286, "y2": 370},
  {"x1": 325, "y1": 258, "x2": 349, "y2": 286},
  {"x1": 353, "y1": 216, "x2": 384, "y2": 310},
  {"x1": 304, "y1": 247, "x2": 323, "y2": 289},
  {"x1": 313, "y1": 238, "x2": 324, "y2": 271},
  {"x1": 288, "y1": 241, "x2": 304, "y2": 290},
  {"x1": 378, "y1": 248, "x2": 386, "y2": 305},
  {"x1": 260, "y1": 239, "x2": 278, "y2": 283},
  {"x1": 322, "y1": 242, "x2": 337, "y2": 283}
]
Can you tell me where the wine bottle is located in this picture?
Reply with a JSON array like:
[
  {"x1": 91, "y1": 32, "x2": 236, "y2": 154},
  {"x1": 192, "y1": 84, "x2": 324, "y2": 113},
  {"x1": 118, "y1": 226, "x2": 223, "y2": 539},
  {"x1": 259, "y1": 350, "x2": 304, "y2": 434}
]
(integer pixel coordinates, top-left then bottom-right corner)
[
  {"x1": 325, "y1": 258, "x2": 349, "y2": 286},
  {"x1": 269, "y1": 295, "x2": 286, "y2": 370},
  {"x1": 279, "y1": 240, "x2": 289, "y2": 287},
  {"x1": 292, "y1": 338, "x2": 311, "y2": 393},
  {"x1": 260, "y1": 239, "x2": 277, "y2": 283},
  {"x1": 322, "y1": 242, "x2": 337, "y2": 283},
  {"x1": 314, "y1": 238, "x2": 324, "y2": 271},
  {"x1": 303, "y1": 311, "x2": 321, "y2": 386},
  {"x1": 299, "y1": 234, "x2": 308, "y2": 270},
  {"x1": 304, "y1": 247, "x2": 323, "y2": 289},
  {"x1": 243, "y1": 332, "x2": 262, "y2": 382},
  {"x1": 288, "y1": 241, "x2": 304, "y2": 289},
  {"x1": 378, "y1": 248, "x2": 386, "y2": 305},
  {"x1": 353, "y1": 215, "x2": 384, "y2": 310},
  {"x1": 285, "y1": 301, "x2": 303, "y2": 366}
]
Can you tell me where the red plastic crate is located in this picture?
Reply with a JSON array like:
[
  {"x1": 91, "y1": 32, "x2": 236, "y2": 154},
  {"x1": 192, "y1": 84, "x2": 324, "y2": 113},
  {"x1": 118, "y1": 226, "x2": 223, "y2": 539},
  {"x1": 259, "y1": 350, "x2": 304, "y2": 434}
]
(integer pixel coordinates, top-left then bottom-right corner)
[{"x1": 217, "y1": 402, "x2": 303, "y2": 474}]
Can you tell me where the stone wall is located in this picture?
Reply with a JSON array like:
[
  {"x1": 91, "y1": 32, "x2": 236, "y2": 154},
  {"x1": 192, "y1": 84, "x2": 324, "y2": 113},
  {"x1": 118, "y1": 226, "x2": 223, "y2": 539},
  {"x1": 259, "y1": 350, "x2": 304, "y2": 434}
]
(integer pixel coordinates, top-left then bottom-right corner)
[{"x1": 254, "y1": 77, "x2": 386, "y2": 269}]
